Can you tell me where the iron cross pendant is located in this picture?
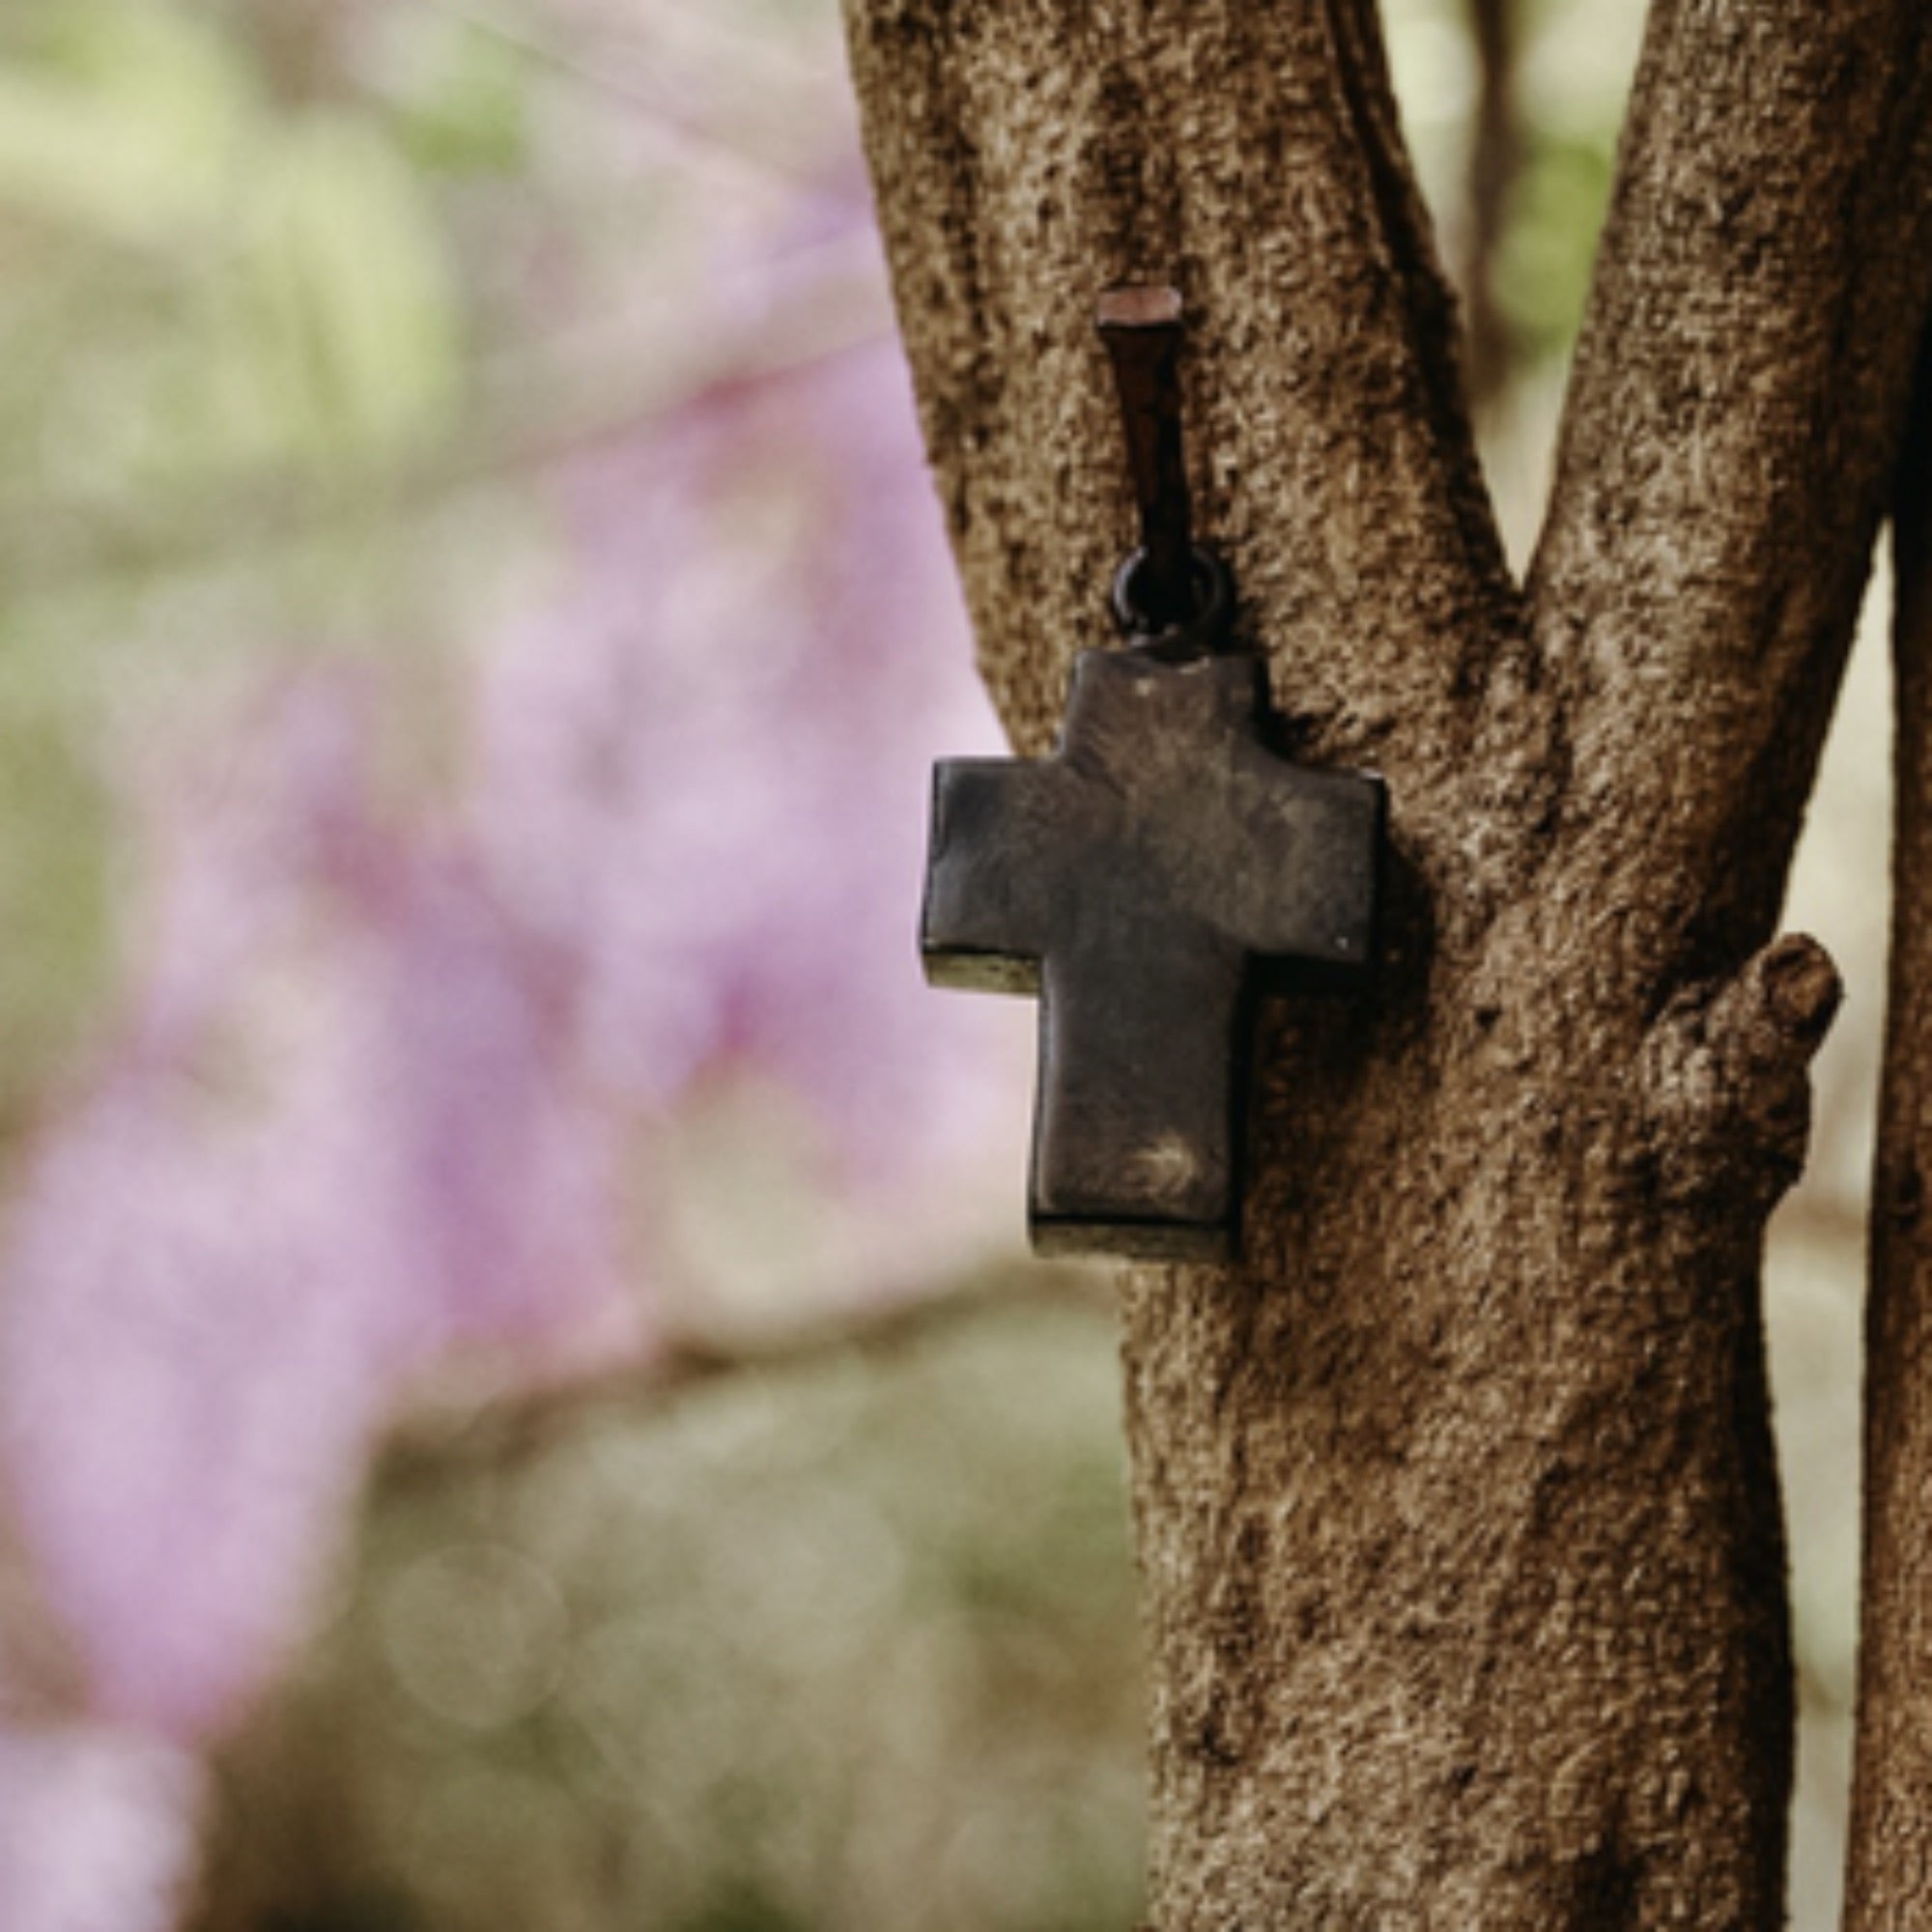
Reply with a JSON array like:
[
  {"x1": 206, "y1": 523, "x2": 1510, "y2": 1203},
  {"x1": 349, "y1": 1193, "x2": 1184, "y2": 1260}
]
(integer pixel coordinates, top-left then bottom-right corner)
[
  {"x1": 918, "y1": 289, "x2": 1384, "y2": 1262},
  {"x1": 922, "y1": 599, "x2": 1383, "y2": 1260}
]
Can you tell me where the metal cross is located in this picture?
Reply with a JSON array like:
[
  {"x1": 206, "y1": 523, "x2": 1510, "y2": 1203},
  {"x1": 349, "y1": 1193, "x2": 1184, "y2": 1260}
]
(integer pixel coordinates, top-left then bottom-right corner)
[{"x1": 922, "y1": 641, "x2": 1382, "y2": 1260}]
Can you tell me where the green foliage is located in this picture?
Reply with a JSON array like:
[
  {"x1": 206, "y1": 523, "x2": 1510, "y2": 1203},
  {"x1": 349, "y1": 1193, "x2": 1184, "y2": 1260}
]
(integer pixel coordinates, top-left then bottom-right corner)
[
  {"x1": 204, "y1": 107, "x2": 461, "y2": 471},
  {"x1": 0, "y1": 0, "x2": 496, "y2": 1121},
  {"x1": 0, "y1": 0, "x2": 480, "y2": 497},
  {"x1": 391, "y1": 27, "x2": 529, "y2": 178},
  {"x1": 0, "y1": 3, "x2": 254, "y2": 245},
  {"x1": 1496, "y1": 128, "x2": 1616, "y2": 361},
  {"x1": 0, "y1": 710, "x2": 112, "y2": 1140}
]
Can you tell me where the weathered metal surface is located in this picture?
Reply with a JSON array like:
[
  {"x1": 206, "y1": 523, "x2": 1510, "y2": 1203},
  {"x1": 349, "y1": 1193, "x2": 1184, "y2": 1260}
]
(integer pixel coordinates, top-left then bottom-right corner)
[{"x1": 923, "y1": 642, "x2": 1383, "y2": 1260}]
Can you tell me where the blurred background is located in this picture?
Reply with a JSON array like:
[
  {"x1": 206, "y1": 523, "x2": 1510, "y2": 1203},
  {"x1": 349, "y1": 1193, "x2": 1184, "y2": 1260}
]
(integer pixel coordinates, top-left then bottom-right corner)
[{"x1": 0, "y1": 1, "x2": 1877, "y2": 1927}]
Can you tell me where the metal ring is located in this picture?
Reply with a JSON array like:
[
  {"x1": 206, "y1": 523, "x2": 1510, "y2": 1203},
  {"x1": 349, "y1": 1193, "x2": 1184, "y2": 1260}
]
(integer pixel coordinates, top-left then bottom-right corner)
[{"x1": 1109, "y1": 544, "x2": 1234, "y2": 648}]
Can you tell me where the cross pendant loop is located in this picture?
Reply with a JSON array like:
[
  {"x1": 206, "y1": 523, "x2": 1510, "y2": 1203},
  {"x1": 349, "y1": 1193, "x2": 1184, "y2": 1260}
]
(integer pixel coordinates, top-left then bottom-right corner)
[{"x1": 1110, "y1": 543, "x2": 1234, "y2": 658}]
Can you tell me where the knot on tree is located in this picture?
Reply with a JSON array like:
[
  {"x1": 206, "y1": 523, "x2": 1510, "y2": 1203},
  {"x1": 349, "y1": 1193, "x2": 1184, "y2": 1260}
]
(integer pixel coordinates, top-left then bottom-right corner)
[{"x1": 1638, "y1": 933, "x2": 1842, "y2": 1208}]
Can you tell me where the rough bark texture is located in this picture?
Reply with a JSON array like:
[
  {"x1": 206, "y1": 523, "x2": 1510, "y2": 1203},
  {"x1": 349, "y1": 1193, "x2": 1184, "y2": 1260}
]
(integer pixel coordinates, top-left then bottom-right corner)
[
  {"x1": 841, "y1": 0, "x2": 1932, "y2": 1921},
  {"x1": 1847, "y1": 332, "x2": 1932, "y2": 1926},
  {"x1": 1460, "y1": 0, "x2": 1515, "y2": 408}
]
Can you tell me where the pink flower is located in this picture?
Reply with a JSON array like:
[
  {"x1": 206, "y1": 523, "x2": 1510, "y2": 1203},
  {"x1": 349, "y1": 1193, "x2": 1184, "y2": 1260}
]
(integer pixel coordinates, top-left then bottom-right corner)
[
  {"x1": 473, "y1": 330, "x2": 1018, "y2": 1189},
  {"x1": 0, "y1": 679, "x2": 633, "y2": 1740},
  {"x1": 0, "y1": 1725, "x2": 204, "y2": 1932}
]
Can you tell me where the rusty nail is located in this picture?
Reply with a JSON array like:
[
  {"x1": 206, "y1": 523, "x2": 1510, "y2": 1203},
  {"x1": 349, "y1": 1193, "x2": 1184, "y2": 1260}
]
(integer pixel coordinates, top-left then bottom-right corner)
[{"x1": 1096, "y1": 284, "x2": 1196, "y2": 632}]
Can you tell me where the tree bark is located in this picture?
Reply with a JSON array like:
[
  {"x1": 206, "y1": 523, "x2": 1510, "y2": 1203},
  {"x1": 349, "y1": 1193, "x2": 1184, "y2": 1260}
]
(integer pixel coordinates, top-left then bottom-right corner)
[
  {"x1": 1460, "y1": 0, "x2": 1515, "y2": 410},
  {"x1": 1847, "y1": 330, "x2": 1932, "y2": 1926},
  {"x1": 842, "y1": 0, "x2": 1932, "y2": 1921}
]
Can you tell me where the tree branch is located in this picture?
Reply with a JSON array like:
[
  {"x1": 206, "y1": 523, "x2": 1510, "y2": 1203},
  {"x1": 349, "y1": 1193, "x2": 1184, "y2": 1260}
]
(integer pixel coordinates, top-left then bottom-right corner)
[
  {"x1": 1459, "y1": 0, "x2": 1517, "y2": 408},
  {"x1": 0, "y1": 241, "x2": 892, "y2": 607},
  {"x1": 1846, "y1": 315, "x2": 1932, "y2": 1930},
  {"x1": 377, "y1": 1264, "x2": 1109, "y2": 1487},
  {"x1": 1529, "y1": 2, "x2": 1932, "y2": 994}
]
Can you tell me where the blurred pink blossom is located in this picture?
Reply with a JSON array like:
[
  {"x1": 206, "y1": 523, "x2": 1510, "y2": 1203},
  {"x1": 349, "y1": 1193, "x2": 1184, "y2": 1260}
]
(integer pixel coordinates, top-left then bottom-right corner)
[
  {"x1": 0, "y1": 1725, "x2": 204, "y2": 1932},
  {"x1": 2, "y1": 677, "x2": 634, "y2": 1740},
  {"x1": 475, "y1": 334, "x2": 1012, "y2": 1186}
]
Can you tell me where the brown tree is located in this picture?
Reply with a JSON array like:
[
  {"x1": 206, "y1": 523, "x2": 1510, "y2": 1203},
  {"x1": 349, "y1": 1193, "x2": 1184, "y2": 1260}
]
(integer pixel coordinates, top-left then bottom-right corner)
[{"x1": 841, "y1": 1, "x2": 1932, "y2": 1923}]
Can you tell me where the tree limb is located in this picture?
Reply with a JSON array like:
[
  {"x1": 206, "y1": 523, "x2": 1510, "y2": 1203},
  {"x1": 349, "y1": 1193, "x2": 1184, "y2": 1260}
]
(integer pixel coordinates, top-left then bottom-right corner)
[
  {"x1": 1846, "y1": 315, "x2": 1932, "y2": 1931},
  {"x1": 1530, "y1": 2, "x2": 1932, "y2": 996},
  {"x1": 377, "y1": 1264, "x2": 1109, "y2": 1487},
  {"x1": 1460, "y1": 0, "x2": 1517, "y2": 409}
]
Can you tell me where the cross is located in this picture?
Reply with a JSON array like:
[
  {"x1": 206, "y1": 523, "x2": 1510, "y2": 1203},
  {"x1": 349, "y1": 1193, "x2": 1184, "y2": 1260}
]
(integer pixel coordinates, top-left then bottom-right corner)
[{"x1": 922, "y1": 642, "x2": 1383, "y2": 1261}]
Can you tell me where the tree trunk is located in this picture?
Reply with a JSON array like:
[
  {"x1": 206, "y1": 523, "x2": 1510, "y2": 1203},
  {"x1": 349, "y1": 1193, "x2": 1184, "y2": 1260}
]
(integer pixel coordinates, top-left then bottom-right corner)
[
  {"x1": 1847, "y1": 333, "x2": 1932, "y2": 1926},
  {"x1": 841, "y1": 1, "x2": 1932, "y2": 1921}
]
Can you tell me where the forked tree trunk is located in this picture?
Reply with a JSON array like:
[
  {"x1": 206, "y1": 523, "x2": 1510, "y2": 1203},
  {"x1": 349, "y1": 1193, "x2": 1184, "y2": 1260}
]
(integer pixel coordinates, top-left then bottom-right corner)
[{"x1": 842, "y1": 1, "x2": 1932, "y2": 1921}]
